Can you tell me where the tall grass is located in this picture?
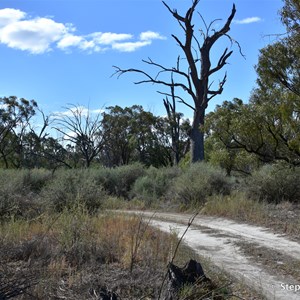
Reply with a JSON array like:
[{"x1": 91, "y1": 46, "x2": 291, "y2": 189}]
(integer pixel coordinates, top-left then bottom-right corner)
[
  {"x1": 202, "y1": 193, "x2": 268, "y2": 222},
  {"x1": 0, "y1": 209, "x2": 182, "y2": 298}
]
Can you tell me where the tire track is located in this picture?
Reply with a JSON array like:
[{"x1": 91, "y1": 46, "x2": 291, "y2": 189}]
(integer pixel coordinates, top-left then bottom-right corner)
[{"x1": 123, "y1": 211, "x2": 300, "y2": 300}]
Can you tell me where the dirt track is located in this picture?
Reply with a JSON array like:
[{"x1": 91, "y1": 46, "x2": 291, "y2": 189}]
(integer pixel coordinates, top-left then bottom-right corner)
[{"x1": 124, "y1": 211, "x2": 300, "y2": 300}]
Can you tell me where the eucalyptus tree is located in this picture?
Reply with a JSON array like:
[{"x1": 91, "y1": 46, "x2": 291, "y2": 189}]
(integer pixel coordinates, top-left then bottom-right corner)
[
  {"x1": 0, "y1": 96, "x2": 37, "y2": 168},
  {"x1": 101, "y1": 105, "x2": 172, "y2": 167},
  {"x1": 207, "y1": 94, "x2": 300, "y2": 167}
]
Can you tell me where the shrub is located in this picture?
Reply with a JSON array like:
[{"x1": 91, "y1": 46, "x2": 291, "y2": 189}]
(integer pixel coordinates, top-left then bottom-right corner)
[
  {"x1": 132, "y1": 166, "x2": 181, "y2": 205},
  {"x1": 22, "y1": 169, "x2": 52, "y2": 193},
  {"x1": 93, "y1": 163, "x2": 145, "y2": 199},
  {"x1": 171, "y1": 162, "x2": 232, "y2": 207},
  {"x1": 0, "y1": 169, "x2": 51, "y2": 220},
  {"x1": 245, "y1": 164, "x2": 300, "y2": 203},
  {"x1": 41, "y1": 169, "x2": 106, "y2": 213}
]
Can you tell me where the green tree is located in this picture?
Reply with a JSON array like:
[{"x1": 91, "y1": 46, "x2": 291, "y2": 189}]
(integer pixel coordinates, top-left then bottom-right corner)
[
  {"x1": 0, "y1": 96, "x2": 37, "y2": 168},
  {"x1": 256, "y1": 0, "x2": 299, "y2": 97},
  {"x1": 101, "y1": 105, "x2": 172, "y2": 167},
  {"x1": 281, "y1": 0, "x2": 300, "y2": 34},
  {"x1": 205, "y1": 99, "x2": 261, "y2": 175},
  {"x1": 207, "y1": 95, "x2": 300, "y2": 167},
  {"x1": 114, "y1": 0, "x2": 239, "y2": 163},
  {"x1": 206, "y1": 0, "x2": 300, "y2": 168}
]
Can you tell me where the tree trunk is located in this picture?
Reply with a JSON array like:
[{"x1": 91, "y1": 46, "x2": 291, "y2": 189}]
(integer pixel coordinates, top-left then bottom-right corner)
[{"x1": 190, "y1": 108, "x2": 205, "y2": 162}]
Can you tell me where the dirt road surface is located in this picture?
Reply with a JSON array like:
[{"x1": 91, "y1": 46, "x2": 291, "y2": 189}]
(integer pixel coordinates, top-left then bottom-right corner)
[{"x1": 123, "y1": 211, "x2": 300, "y2": 300}]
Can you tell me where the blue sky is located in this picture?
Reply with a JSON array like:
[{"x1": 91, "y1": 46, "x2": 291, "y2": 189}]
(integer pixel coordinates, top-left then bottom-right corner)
[{"x1": 0, "y1": 0, "x2": 284, "y2": 119}]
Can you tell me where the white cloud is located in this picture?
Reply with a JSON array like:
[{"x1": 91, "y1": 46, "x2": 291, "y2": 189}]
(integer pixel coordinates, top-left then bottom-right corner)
[
  {"x1": 0, "y1": 8, "x2": 26, "y2": 27},
  {"x1": 0, "y1": 16, "x2": 68, "y2": 53},
  {"x1": 112, "y1": 40, "x2": 151, "y2": 52},
  {"x1": 234, "y1": 17, "x2": 262, "y2": 25},
  {"x1": 140, "y1": 31, "x2": 166, "y2": 41},
  {"x1": 57, "y1": 34, "x2": 83, "y2": 49},
  {"x1": 90, "y1": 32, "x2": 133, "y2": 45},
  {"x1": 0, "y1": 8, "x2": 166, "y2": 54},
  {"x1": 56, "y1": 106, "x2": 104, "y2": 118}
]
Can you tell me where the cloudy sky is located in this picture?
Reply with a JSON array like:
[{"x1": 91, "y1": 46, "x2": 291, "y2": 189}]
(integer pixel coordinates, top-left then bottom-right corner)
[{"x1": 0, "y1": 0, "x2": 284, "y2": 118}]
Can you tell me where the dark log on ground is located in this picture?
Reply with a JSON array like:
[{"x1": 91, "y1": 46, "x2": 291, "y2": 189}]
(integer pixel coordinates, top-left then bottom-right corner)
[{"x1": 164, "y1": 259, "x2": 211, "y2": 300}]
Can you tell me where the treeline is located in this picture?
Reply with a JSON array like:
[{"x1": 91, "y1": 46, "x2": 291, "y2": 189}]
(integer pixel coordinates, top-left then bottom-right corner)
[
  {"x1": 0, "y1": 100, "x2": 191, "y2": 169},
  {"x1": 0, "y1": 0, "x2": 299, "y2": 174}
]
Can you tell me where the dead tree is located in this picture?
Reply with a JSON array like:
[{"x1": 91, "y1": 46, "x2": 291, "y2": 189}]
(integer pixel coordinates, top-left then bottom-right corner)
[
  {"x1": 163, "y1": 76, "x2": 182, "y2": 165},
  {"x1": 113, "y1": 0, "x2": 240, "y2": 162},
  {"x1": 54, "y1": 105, "x2": 104, "y2": 168}
]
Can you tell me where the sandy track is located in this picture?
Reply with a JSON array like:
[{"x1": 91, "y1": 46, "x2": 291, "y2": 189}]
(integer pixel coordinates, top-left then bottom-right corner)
[{"x1": 122, "y1": 211, "x2": 300, "y2": 300}]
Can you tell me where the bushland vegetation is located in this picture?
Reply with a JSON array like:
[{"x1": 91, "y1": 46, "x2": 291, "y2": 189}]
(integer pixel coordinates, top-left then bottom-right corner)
[
  {"x1": 0, "y1": 0, "x2": 299, "y2": 298},
  {"x1": 0, "y1": 162, "x2": 299, "y2": 298}
]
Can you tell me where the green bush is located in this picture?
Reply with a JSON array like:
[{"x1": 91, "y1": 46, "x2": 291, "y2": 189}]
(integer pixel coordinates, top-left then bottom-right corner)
[
  {"x1": 0, "y1": 170, "x2": 23, "y2": 219},
  {"x1": 171, "y1": 163, "x2": 232, "y2": 206},
  {"x1": 93, "y1": 163, "x2": 145, "y2": 199},
  {"x1": 132, "y1": 166, "x2": 181, "y2": 205},
  {"x1": 22, "y1": 169, "x2": 52, "y2": 193},
  {"x1": 245, "y1": 164, "x2": 300, "y2": 203},
  {"x1": 41, "y1": 169, "x2": 106, "y2": 213},
  {"x1": 0, "y1": 169, "x2": 51, "y2": 220}
]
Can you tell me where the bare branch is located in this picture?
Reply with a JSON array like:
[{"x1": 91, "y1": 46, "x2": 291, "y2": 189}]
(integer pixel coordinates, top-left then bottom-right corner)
[
  {"x1": 208, "y1": 48, "x2": 233, "y2": 76},
  {"x1": 157, "y1": 91, "x2": 195, "y2": 111},
  {"x1": 207, "y1": 73, "x2": 227, "y2": 101},
  {"x1": 113, "y1": 65, "x2": 196, "y2": 101},
  {"x1": 224, "y1": 33, "x2": 246, "y2": 59}
]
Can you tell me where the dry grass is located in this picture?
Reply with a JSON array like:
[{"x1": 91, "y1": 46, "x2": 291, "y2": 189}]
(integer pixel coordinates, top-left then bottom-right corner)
[
  {"x1": 2, "y1": 208, "x2": 234, "y2": 299},
  {"x1": 1, "y1": 206, "x2": 256, "y2": 299},
  {"x1": 0, "y1": 209, "x2": 175, "y2": 299},
  {"x1": 202, "y1": 193, "x2": 267, "y2": 222},
  {"x1": 201, "y1": 193, "x2": 300, "y2": 239}
]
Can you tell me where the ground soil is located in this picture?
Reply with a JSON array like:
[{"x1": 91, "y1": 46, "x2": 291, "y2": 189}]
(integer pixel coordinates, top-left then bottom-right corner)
[{"x1": 124, "y1": 210, "x2": 300, "y2": 300}]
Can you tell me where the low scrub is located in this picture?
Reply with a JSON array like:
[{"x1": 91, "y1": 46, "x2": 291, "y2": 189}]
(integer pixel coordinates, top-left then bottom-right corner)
[
  {"x1": 244, "y1": 164, "x2": 300, "y2": 203},
  {"x1": 41, "y1": 169, "x2": 106, "y2": 213},
  {"x1": 92, "y1": 163, "x2": 145, "y2": 199},
  {"x1": 0, "y1": 169, "x2": 51, "y2": 220},
  {"x1": 172, "y1": 162, "x2": 232, "y2": 207},
  {"x1": 132, "y1": 166, "x2": 181, "y2": 206}
]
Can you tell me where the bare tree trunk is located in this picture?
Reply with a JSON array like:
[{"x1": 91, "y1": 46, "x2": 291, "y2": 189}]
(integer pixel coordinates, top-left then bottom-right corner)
[{"x1": 190, "y1": 108, "x2": 205, "y2": 162}]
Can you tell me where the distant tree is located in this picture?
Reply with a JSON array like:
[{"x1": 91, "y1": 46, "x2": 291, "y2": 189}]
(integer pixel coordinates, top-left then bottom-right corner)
[
  {"x1": 0, "y1": 96, "x2": 37, "y2": 168},
  {"x1": 114, "y1": 0, "x2": 240, "y2": 163},
  {"x1": 205, "y1": 100, "x2": 261, "y2": 175},
  {"x1": 54, "y1": 105, "x2": 104, "y2": 168},
  {"x1": 162, "y1": 75, "x2": 185, "y2": 165},
  {"x1": 101, "y1": 105, "x2": 172, "y2": 167}
]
